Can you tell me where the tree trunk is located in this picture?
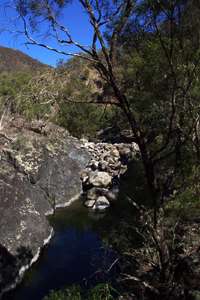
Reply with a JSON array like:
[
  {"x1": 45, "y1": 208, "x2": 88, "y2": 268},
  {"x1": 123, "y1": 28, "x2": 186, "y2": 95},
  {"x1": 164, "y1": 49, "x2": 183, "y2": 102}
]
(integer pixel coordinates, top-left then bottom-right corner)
[{"x1": 97, "y1": 64, "x2": 158, "y2": 216}]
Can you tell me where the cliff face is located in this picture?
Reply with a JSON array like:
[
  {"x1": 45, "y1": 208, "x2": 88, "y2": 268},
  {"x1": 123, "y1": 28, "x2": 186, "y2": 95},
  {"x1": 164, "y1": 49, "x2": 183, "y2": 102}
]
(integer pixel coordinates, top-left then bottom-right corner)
[
  {"x1": 0, "y1": 46, "x2": 49, "y2": 73},
  {"x1": 0, "y1": 117, "x2": 90, "y2": 297}
]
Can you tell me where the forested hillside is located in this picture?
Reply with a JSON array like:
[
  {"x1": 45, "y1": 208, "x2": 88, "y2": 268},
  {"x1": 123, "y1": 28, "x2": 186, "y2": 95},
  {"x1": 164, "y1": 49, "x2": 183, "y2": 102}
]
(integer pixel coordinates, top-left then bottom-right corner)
[
  {"x1": 0, "y1": 46, "x2": 48, "y2": 72},
  {"x1": 0, "y1": 53, "x2": 123, "y2": 139},
  {"x1": 0, "y1": 46, "x2": 49, "y2": 117}
]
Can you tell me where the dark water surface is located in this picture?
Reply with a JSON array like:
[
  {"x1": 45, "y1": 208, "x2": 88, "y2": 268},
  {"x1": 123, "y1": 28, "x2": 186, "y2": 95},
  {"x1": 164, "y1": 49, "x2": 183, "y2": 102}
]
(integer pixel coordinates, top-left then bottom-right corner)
[
  {"x1": 3, "y1": 161, "x2": 146, "y2": 300},
  {"x1": 3, "y1": 202, "x2": 119, "y2": 300}
]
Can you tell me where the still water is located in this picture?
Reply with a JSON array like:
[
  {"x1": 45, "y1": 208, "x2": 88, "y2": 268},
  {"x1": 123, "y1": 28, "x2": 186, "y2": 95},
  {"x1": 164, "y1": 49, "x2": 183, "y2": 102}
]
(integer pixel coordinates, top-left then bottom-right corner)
[{"x1": 3, "y1": 161, "x2": 145, "y2": 300}]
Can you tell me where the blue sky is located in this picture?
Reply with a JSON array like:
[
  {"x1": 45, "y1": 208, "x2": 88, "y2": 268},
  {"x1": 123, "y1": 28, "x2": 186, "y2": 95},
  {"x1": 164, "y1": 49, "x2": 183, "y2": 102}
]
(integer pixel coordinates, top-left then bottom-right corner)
[{"x1": 0, "y1": 0, "x2": 94, "y2": 66}]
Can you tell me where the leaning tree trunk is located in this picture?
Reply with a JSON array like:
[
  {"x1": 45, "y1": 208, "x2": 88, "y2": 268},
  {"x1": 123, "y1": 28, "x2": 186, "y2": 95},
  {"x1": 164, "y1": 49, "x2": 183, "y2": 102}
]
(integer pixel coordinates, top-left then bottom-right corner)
[{"x1": 109, "y1": 78, "x2": 159, "y2": 224}]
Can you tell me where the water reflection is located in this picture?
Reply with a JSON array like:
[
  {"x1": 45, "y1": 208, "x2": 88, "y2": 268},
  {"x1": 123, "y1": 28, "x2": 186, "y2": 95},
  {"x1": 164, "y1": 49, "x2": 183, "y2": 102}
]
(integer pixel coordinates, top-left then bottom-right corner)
[
  {"x1": 3, "y1": 160, "x2": 144, "y2": 300},
  {"x1": 3, "y1": 201, "x2": 119, "y2": 300}
]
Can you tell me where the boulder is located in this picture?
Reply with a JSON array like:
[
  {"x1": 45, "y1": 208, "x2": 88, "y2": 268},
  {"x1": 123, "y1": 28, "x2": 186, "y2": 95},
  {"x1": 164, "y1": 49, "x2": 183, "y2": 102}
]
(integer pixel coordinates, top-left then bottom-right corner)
[
  {"x1": 98, "y1": 160, "x2": 109, "y2": 171},
  {"x1": 0, "y1": 159, "x2": 52, "y2": 293},
  {"x1": 93, "y1": 196, "x2": 110, "y2": 210},
  {"x1": 36, "y1": 153, "x2": 85, "y2": 208},
  {"x1": 0, "y1": 117, "x2": 91, "y2": 294},
  {"x1": 89, "y1": 171, "x2": 112, "y2": 187},
  {"x1": 4, "y1": 127, "x2": 90, "y2": 208},
  {"x1": 110, "y1": 148, "x2": 120, "y2": 158},
  {"x1": 87, "y1": 187, "x2": 99, "y2": 200},
  {"x1": 86, "y1": 187, "x2": 111, "y2": 200},
  {"x1": 84, "y1": 199, "x2": 96, "y2": 208}
]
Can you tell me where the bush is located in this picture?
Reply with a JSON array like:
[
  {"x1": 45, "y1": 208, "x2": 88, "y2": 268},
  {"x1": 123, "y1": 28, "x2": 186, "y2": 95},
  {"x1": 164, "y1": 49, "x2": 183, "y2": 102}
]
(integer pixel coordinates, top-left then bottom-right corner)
[
  {"x1": 43, "y1": 285, "x2": 81, "y2": 300},
  {"x1": 43, "y1": 284, "x2": 116, "y2": 300}
]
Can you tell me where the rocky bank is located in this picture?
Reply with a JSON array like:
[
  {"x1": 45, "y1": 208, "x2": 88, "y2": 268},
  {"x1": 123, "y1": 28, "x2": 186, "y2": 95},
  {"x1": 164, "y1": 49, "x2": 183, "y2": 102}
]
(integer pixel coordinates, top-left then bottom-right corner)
[
  {"x1": 0, "y1": 117, "x2": 90, "y2": 297},
  {"x1": 0, "y1": 117, "x2": 138, "y2": 297}
]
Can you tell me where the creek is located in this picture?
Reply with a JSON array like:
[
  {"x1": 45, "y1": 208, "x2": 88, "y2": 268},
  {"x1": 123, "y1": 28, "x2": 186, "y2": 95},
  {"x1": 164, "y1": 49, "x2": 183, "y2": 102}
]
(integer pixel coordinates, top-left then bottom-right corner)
[{"x1": 3, "y1": 161, "x2": 147, "y2": 300}]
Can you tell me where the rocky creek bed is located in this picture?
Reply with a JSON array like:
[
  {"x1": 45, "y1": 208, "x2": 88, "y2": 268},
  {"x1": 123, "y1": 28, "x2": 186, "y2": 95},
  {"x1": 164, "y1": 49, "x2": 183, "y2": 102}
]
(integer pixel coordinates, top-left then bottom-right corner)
[
  {"x1": 81, "y1": 140, "x2": 138, "y2": 210},
  {"x1": 0, "y1": 117, "x2": 137, "y2": 298}
]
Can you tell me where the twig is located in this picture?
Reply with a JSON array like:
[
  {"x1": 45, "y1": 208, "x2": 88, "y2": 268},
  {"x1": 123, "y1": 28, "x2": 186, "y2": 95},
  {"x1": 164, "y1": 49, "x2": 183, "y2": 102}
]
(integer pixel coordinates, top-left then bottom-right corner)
[
  {"x1": 106, "y1": 258, "x2": 120, "y2": 273},
  {"x1": 120, "y1": 273, "x2": 159, "y2": 294}
]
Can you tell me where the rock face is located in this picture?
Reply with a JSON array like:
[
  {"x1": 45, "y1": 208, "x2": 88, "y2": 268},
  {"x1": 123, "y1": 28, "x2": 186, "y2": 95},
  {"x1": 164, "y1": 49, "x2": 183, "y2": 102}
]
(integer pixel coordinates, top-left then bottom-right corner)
[
  {"x1": 0, "y1": 117, "x2": 90, "y2": 296},
  {"x1": 0, "y1": 159, "x2": 52, "y2": 256}
]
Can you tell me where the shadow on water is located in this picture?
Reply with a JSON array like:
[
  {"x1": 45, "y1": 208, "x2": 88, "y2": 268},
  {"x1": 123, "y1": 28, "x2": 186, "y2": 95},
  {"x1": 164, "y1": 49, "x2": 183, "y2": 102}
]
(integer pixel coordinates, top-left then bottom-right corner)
[
  {"x1": 119, "y1": 159, "x2": 154, "y2": 208},
  {"x1": 3, "y1": 159, "x2": 149, "y2": 300}
]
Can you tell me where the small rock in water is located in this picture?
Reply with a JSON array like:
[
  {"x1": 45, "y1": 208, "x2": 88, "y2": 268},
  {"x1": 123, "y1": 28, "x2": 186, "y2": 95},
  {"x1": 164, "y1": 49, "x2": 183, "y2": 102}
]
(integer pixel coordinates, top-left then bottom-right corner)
[
  {"x1": 84, "y1": 199, "x2": 96, "y2": 208},
  {"x1": 93, "y1": 196, "x2": 110, "y2": 210}
]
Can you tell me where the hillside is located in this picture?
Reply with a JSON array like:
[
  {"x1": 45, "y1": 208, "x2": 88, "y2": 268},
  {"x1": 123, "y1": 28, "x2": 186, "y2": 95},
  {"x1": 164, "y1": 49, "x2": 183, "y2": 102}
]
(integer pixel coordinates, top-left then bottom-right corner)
[{"x1": 0, "y1": 46, "x2": 49, "y2": 72}]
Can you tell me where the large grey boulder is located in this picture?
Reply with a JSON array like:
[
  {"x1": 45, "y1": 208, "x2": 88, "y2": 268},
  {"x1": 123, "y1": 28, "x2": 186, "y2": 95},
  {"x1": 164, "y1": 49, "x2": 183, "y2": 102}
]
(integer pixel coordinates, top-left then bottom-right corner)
[
  {"x1": 3, "y1": 121, "x2": 90, "y2": 208},
  {"x1": 35, "y1": 142, "x2": 90, "y2": 207},
  {"x1": 0, "y1": 160, "x2": 52, "y2": 256},
  {"x1": 0, "y1": 118, "x2": 90, "y2": 295},
  {"x1": 0, "y1": 158, "x2": 52, "y2": 295}
]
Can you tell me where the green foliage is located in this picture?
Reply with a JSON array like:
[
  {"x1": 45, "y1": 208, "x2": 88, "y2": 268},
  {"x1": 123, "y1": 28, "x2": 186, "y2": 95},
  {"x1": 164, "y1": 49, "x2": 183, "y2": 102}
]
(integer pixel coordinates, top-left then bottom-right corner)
[
  {"x1": 88, "y1": 283, "x2": 115, "y2": 300},
  {"x1": 56, "y1": 102, "x2": 115, "y2": 138},
  {"x1": 0, "y1": 45, "x2": 47, "y2": 73},
  {"x1": 43, "y1": 286, "x2": 81, "y2": 300},
  {"x1": 166, "y1": 165, "x2": 200, "y2": 219},
  {"x1": 0, "y1": 71, "x2": 32, "y2": 109},
  {"x1": 11, "y1": 60, "x2": 119, "y2": 138},
  {"x1": 43, "y1": 284, "x2": 116, "y2": 300}
]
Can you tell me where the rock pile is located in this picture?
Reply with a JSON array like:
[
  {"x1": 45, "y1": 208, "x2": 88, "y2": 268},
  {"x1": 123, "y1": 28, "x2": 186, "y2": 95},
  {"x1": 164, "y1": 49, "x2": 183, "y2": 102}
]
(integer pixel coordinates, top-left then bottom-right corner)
[{"x1": 80, "y1": 141, "x2": 139, "y2": 210}]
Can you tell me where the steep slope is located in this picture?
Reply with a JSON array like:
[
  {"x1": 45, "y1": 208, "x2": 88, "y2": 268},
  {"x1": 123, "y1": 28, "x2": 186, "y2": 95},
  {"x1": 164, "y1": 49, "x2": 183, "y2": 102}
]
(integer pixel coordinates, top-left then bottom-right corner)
[{"x1": 0, "y1": 46, "x2": 49, "y2": 72}]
